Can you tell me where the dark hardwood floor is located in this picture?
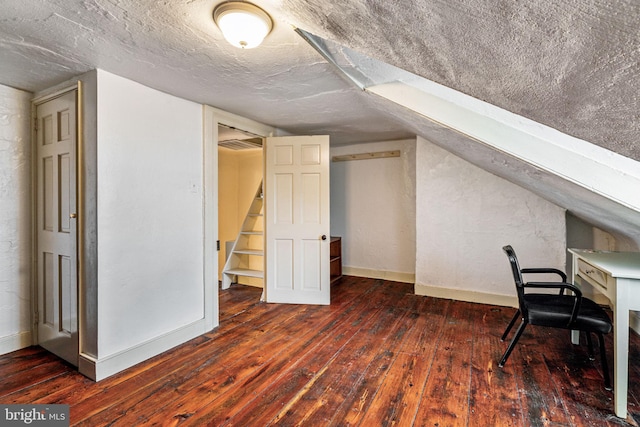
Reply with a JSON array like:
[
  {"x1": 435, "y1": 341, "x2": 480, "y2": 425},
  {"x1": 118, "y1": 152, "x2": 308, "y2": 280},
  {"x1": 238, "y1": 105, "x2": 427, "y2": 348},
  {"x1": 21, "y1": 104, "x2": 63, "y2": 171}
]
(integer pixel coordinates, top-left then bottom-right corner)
[{"x1": 2, "y1": 276, "x2": 640, "y2": 426}]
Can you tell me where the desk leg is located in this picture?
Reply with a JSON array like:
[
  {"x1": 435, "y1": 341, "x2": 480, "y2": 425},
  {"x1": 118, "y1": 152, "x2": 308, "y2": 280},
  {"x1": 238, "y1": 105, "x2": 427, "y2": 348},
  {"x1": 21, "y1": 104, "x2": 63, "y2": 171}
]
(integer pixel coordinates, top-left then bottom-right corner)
[
  {"x1": 613, "y1": 285, "x2": 629, "y2": 419},
  {"x1": 571, "y1": 330, "x2": 580, "y2": 344}
]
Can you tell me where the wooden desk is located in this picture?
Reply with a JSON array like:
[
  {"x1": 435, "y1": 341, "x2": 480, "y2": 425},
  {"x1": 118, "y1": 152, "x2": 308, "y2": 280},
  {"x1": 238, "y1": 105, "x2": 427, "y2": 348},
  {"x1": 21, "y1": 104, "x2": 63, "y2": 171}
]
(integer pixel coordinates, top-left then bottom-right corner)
[{"x1": 568, "y1": 249, "x2": 640, "y2": 419}]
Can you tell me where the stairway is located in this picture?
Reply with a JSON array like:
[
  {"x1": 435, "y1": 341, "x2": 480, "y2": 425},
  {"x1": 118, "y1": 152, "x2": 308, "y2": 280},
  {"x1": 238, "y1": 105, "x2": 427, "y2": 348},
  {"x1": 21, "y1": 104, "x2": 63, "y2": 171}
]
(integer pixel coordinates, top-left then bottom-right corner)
[{"x1": 222, "y1": 181, "x2": 264, "y2": 289}]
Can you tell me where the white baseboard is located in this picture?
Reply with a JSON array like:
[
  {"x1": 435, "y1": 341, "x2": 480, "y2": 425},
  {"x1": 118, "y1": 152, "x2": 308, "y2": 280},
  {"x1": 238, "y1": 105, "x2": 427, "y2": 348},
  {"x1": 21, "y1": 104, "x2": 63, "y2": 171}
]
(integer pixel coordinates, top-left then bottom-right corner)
[
  {"x1": 414, "y1": 283, "x2": 518, "y2": 308},
  {"x1": 0, "y1": 331, "x2": 33, "y2": 356},
  {"x1": 78, "y1": 319, "x2": 211, "y2": 381},
  {"x1": 414, "y1": 283, "x2": 640, "y2": 336},
  {"x1": 343, "y1": 267, "x2": 415, "y2": 284}
]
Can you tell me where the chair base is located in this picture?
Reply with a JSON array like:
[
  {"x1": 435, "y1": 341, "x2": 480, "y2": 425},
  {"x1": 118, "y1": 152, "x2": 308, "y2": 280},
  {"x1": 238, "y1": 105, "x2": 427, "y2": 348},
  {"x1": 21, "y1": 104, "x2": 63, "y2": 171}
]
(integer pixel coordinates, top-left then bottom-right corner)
[
  {"x1": 501, "y1": 309, "x2": 520, "y2": 342},
  {"x1": 499, "y1": 319, "x2": 527, "y2": 367},
  {"x1": 498, "y1": 320, "x2": 612, "y2": 390}
]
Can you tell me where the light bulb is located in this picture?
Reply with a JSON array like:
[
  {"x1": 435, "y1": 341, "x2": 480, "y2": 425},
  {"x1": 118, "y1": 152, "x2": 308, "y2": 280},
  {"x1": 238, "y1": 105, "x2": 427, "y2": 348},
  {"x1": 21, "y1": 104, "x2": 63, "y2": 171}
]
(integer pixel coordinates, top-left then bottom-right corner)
[{"x1": 214, "y1": 2, "x2": 273, "y2": 49}]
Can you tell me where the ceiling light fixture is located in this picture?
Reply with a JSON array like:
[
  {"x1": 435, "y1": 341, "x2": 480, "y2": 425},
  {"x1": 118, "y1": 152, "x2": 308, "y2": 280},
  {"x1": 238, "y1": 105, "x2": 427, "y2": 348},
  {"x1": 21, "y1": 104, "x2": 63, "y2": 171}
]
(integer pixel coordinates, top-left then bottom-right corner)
[{"x1": 213, "y1": 1, "x2": 273, "y2": 49}]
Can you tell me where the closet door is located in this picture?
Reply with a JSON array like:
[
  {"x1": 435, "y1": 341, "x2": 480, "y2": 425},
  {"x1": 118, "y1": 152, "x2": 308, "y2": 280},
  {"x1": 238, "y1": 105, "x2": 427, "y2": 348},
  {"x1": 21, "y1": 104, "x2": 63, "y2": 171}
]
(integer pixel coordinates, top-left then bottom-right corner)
[{"x1": 36, "y1": 90, "x2": 79, "y2": 366}]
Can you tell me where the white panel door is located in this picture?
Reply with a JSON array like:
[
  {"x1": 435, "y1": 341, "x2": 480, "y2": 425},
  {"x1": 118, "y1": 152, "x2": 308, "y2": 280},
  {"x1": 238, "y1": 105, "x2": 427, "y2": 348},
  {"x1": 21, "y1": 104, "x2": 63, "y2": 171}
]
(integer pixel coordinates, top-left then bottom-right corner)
[
  {"x1": 36, "y1": 91, "x2": 78, "y2": 366},
  {"x1": 265, "y1": 135, "x2": 330, "y2": 305}
]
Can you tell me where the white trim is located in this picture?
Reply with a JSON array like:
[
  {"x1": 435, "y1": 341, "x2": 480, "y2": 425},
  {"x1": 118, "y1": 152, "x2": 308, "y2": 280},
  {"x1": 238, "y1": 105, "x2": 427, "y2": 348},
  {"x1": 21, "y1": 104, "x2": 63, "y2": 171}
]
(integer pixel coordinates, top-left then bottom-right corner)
[
  {"x1": 343, "y1": 267, "x2": 415, "y2": 284},
  {"x1": 32, "y1": 82, "x2": 79, "y2": 105},
  {"x1": 368, "y1": 81, "x2": 640, "y2": 213},
  {"x1": 0, "y1": 332, "x2": 33, "y2": 356},
  {"x1": 414, "y1": 283, "x2": 518, "y2": 308},
  {"x1": 202, "y1": 105, "x2": 276, "y2": 326},
  {"x1": 78, "y1": 319, "x2": 209, "y2": 381},
  {"x1": 205, "y1": 105, "x2": 276, "y2": 138},
  {"x1": 202, "y1": 106, "x2": 218, "y2": 331}
]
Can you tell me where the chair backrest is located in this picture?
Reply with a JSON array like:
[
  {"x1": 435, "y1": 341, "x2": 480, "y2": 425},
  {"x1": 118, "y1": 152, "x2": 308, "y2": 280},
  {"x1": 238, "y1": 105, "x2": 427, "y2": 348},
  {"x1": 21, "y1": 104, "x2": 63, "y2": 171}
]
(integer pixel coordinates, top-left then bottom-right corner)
[{"x1": 502, "y1": 245, "x2": 527, "y2": 314}]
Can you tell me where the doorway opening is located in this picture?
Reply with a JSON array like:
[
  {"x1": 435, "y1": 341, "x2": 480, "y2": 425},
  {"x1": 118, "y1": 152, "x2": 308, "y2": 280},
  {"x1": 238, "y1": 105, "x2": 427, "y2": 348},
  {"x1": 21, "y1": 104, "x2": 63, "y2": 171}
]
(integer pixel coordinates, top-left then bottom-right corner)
[{"x1": 217, "y1": 124, "x2": 265, "y2": 316}]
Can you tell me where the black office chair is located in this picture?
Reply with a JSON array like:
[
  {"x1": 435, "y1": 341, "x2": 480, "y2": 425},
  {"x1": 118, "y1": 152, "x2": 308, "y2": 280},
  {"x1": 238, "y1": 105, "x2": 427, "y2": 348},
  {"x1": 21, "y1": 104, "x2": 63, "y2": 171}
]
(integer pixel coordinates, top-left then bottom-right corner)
[{"x1": 499, "y1": 245, "x2": 612, "y2": 390}]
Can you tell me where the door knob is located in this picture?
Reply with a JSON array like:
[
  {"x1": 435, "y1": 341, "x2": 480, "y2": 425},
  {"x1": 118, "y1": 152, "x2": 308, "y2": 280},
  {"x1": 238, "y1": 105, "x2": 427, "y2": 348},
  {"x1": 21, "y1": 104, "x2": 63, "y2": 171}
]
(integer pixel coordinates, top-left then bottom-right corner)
[
  {"x1": 70, "y1": 213, "x2": 77, "y2": 218},
  {"x1": 321, "y1": 235, "x2": 327, "y2": 240}
]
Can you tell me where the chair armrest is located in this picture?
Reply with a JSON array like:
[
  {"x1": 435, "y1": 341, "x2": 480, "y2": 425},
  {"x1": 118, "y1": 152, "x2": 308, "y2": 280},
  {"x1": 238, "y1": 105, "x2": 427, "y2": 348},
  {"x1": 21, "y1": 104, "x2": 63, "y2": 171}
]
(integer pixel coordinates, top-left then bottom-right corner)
[
  {"x1": 521, "y1": 268, "x2": 567, "y2": 282},
  {"x1": 523, "y1": 281, "x2": 582, "y2": 297}
]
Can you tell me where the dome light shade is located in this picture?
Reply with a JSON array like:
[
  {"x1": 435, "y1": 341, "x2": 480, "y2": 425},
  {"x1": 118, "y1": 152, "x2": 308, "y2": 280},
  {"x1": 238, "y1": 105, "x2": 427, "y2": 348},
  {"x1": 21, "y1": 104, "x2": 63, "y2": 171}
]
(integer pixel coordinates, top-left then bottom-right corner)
[{"x1": 213, "y1": 2, "x2": 273, "y2": 49}]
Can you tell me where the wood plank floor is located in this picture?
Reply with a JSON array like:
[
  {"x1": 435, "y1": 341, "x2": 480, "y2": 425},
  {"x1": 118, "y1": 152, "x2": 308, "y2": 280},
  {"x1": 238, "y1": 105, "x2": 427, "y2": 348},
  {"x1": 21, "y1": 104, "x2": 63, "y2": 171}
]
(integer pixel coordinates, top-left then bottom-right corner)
[{"x1": 2, "y1": 276, "x2": 640, "y2": 426}]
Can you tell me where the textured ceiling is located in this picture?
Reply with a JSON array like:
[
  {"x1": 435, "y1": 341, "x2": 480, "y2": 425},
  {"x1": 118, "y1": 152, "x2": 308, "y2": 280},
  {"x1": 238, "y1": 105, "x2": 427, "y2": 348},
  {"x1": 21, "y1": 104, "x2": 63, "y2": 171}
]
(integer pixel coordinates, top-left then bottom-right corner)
[
  {"x1": 2, "y1": 0, "x2": 639, "y2": 155},
  {"x1": 278, "y1": 0, "x2": 640, "y2": 160},
  {"x1": 0, "y1": 0, "x2": 411, "y2": 145},
  {"x1": 1, "y1": 0, "x2": 639, "y2": 243}
]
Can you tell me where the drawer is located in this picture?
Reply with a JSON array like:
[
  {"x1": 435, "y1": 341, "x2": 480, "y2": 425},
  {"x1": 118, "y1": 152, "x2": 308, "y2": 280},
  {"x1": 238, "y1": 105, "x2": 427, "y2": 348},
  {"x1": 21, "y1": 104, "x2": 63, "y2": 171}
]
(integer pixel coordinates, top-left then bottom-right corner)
[{"x1": 577, "y1": 258, "x2": 608, "y2": 290}]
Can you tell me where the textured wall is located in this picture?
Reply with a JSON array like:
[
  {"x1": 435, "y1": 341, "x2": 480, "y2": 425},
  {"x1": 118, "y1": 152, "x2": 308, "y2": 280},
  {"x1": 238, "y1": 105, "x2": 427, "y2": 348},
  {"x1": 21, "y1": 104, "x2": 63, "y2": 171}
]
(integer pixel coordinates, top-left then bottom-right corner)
[
  {"x1": 0, "y1": 84, "x2": 32, "y2": 354},
  {"x1": 415, "y1": 136, "x2": 566, "y2": 298}
]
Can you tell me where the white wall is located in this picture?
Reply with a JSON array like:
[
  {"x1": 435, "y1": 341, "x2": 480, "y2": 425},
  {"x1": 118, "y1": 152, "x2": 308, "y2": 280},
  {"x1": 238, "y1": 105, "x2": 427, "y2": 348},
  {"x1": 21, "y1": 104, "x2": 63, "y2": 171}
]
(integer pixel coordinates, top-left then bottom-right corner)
[
  {"x1": 415, "y1": 136, "x2": 566, "y2": 306},
  {"x1": 92, "y1": 71, "x2": 205, "y2": 375},
  {"x1": 330, "y1": 139, "x2": 416, "y2": 282},
  {"x1": 0, "y1": 84, "x2": 32, "y2": 354}
]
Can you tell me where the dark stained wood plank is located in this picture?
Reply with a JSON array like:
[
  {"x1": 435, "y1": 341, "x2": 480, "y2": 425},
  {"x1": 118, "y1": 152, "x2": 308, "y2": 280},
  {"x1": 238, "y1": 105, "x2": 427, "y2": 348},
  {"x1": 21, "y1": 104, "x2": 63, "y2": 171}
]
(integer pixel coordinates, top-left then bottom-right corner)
[
  {"x1": 71, "y1": 304, "x2": 309, "y2": 424},
  {"x1": 95, "y1": 305, "x2": 327, "y2": 426},
  {"x1": 340, "y1": 295, "x2": 446, "y2": 426},
  {"x1": 191, "y1": 307, "x2": 389, "y2": 425},
  {"x1": 468, "y1": 306, "x2": 525, "y2": 427},
  {"x1": 508, "y1": 328, "x2": 574, "y2": 426},
  {"x1": 3, "y1": 371, "x2": 92, "y2": 405},
  {"x1": 0, "y1": 358, "x2": 75, "y2": 397},
  {"x1": 136, "y1": 281, "x2": 386, "y2": 425},
  {"x1": 412, "y1": 300, "x2": 476, "y2": 426},
  {"x1": 0, "y1": 346, "x2": 54, "y2": 377},
  {"x1": 270, "y1": 305, "x2": 417, "y2": 425},
  {"x1": 2, "y1": 278, "x2": 640, "y2": 426},
  {"x1": 541, "y1": 330, "x2": 623, "y2": 427},
  {"x1": 335, "y1": 313, "x2": 434, "y2": 424},
  {"x1": 217, "y1": 282, "x2": 263, "y2": 319}
]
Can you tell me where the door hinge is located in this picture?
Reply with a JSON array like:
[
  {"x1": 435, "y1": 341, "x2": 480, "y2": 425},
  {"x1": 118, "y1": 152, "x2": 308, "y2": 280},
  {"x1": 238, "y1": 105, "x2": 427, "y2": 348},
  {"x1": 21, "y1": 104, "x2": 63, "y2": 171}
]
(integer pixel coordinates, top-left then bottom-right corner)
[
  {"x1": 34, "y1": 117, "x2": 38, "y2": 132},
  {"x1": 216, "y1": 240, "x2": 220, "y2": 251}
]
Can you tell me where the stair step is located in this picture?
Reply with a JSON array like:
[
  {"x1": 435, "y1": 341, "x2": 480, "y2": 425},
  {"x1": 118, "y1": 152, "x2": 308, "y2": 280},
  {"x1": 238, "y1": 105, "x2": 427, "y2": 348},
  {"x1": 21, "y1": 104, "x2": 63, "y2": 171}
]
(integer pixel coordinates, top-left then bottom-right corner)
[
  {"x1": 224, "y1": 268, "x2": 264, "y2": 278},
  {"x1": 233, "y1": 249, "x2": 264, "y2": 256},
  {"x1": 222, "y1": 180, "x2": 265, "y2": 285}
]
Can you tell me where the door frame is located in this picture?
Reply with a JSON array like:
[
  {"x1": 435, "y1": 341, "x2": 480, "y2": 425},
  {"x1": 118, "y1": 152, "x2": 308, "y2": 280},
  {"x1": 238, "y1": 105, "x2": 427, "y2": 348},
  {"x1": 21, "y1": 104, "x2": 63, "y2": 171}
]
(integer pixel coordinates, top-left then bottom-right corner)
[
  {"x1": 203, "y1": 105, "x2": 275, "y2": 327},
  {"x1": 30, "y1": 83, "x2": 82, "y2": 354}
]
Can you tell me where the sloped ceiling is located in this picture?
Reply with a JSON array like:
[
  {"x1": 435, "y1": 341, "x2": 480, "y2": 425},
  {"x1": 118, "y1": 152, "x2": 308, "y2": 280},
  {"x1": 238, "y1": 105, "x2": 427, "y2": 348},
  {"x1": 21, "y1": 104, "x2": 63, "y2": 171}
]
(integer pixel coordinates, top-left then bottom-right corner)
[
  {"x1": 278, "y1": 0, "x2": 640, "y2": 161},
  {"x1": 1, "y1": 0, "x2": 639, "y2": 243}
]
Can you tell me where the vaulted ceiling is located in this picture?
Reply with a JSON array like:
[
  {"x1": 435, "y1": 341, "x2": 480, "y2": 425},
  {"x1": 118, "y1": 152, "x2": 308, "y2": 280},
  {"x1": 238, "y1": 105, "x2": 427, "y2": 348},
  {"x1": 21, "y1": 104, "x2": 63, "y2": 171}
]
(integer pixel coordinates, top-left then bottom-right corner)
[
  {"x1": 1, "y1": 0, "x2": 639, "y2": 243},
  {"x1": 280, "y1": 0, "x2": 640, "y2": 160}
]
